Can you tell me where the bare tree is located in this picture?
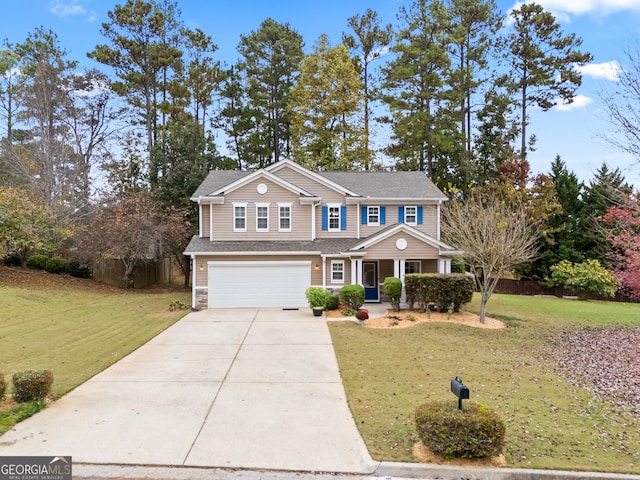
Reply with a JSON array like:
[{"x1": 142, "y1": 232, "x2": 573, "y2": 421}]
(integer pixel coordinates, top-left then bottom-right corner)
[
  {"x1": 599, "y1": 39, "x2": 640, "y2": 164},
  {"x1": 441, "y1": 191, "x2": 540, "y2": 323}
]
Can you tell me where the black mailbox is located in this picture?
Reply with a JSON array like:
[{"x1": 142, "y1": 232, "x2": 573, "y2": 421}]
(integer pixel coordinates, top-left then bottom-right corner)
[{"x1": 451, "y1": 376, "x2": 469, "y2": 410}]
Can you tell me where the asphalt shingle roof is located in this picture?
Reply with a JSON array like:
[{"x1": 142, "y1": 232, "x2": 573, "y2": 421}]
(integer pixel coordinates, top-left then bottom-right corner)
[
  {"x1": 190, "y1": 164, "x2": 447, "y2": 201},
  {"x1": 319, "y1": 171, "x2": 446, "y2": 200},
  {"x1": 184, "y1": 236, "x2": 362, "y2": 255}
]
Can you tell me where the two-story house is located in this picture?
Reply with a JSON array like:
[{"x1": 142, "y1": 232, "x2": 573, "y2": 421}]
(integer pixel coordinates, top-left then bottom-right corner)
[{"x1": 184, "y1": 159, "x2": 461, "y2": 309}]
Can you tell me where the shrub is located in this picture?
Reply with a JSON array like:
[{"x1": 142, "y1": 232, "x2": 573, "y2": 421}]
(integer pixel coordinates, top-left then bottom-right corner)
[
  {"x1": 12, "y1": 370, "x2": 54, "y2": 402},
  {"x1": 26, "y1": 254, "x2": 49, "y2": 270},
  {"x1": 0, "y1": 373, "x2": 5, "y2": 399},
  {"x1": 383, "y1": 277, "x2": 403, "y2": 312},
  {"x1": 550, "y1": 259, "x2": 619, "y2": 299},
  {"x1": 415, "y1": 400, "x2": 505, "y2": 459},
  {"x1": 355, "y1": 309, "x2": 369, "y2": 321},
  {"x1": 68, "y1": 257, "x2": 92, "y2": 278},
  {"x1": 3, "y1": 252, "x2": 22, "y2": 267},
  {"x1": 45, "y1": 256, "x2": 67, "y2": 274},
  {"x1": 326, "y1": 294, "x2": 340, "y2": 310},
  {"x1": 339, "y1": 284, "x2": 365, "y2": 311},
  {"x1": 169, "y1": 299, "x2": 186, "y2": 311},
  {"x1": 305, "y1": 286, "x2": 330, "y2": 308},
  {"x1": 405, "y1": 274, "x2": 474, "y2": 312}
]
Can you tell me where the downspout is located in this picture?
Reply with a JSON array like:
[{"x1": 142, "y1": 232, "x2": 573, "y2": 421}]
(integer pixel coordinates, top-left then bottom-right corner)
[
  {"x1": 436, "y1": 200, "x2": 442, "y2": 241},
  {"x1": 357, "y1": 202, "x2": 361, "y2": 239}
]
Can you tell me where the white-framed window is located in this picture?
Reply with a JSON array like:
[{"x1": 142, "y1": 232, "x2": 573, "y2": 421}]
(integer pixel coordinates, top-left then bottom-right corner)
[
  {"x1": 278, "y1": 203, "x2": 292, "y2": 232},
  {"x1": 256, "y1": 203, "x2": 269, "y2": 232},
  {"x1": 367, "y1": 206, "x2": 380, "y2": 226},
  {"x1": 233, "y1": 203, "x2": 247, "y2": 232},
  {"x1": 405, "y1": 260, "x2": 421, "y2": 274},
  {"x1": 331, "y1": 260, "x2": 345, "y2": 283},
  {"x1": 328, "y1": 204, "x2": 341, "y2": 231},
  {"x1": 405, "y1": 206, "x2": 417, "y2": 225}
]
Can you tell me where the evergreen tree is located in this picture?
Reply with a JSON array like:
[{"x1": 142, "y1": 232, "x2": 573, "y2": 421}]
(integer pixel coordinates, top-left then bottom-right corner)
[
  {"x1": 499, "y1": 3, "x2": 592, "y2": 159},
  {"x1": 580, "y1": 163, "x2": 632, "y2": 263},
  {"x1": 237, "y1": 18, "x2": 304, "y2": 167},
  {"x1": 288, "y1": 35, "x2": 364, "y2": 170},
  {"x1": 380, "y1": 0, "x2": 454, "y2": 178},
  {"x1": 343, "y1": 9, "x2": 393, "y2": 170},
  {"x1": 88, "y1": 0, "x2": 184, "y2": 179}
]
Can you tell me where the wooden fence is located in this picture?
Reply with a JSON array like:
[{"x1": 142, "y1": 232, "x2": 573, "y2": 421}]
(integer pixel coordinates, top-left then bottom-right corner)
[{"x1": 92, "y1": 257, "x2": 186, "y2": 288}]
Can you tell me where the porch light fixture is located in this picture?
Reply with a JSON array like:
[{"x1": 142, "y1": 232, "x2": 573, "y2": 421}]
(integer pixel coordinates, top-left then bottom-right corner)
[
  {"x1": 199, "y1": 264, "x2": 204, "y2": 271},
  {"x1": 314, "y1": 264, "x2": 319, "y2": 270}
]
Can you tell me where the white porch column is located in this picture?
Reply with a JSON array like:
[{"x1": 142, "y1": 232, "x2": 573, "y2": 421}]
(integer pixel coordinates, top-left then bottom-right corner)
[
  {"x1": 356, "y1": 259, "x2": 363, "y2": 285},
  {"x1": 393, "y1": 259, "x2": 400, "y2": 278},
  {"x1": 351, "y1": 258, "x2": 357, "y2": 285},
  {"x1": 438, "y1": 258, "x2": 451, "y2": 273},
  {"x1": 322, "y1": 257, "x2": 327, "y2": 288},
  {"x1": 399, "y1": 259, "x2": 407, "y2": 308}
]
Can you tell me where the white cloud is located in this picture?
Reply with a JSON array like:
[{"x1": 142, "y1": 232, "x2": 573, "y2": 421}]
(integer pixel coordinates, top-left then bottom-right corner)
[
  {"x1": 513, "y1": 0, "x2": 640, "y2": 17},
  {"x1": 49, "y1": 1, "x2": 96, "y2": 21},
  {"x1": 575, "y1": 61, "x2": 622, "y2": 81},
  {"x1": 555, "y1": 94, "x2": 593, "y2": 111}
]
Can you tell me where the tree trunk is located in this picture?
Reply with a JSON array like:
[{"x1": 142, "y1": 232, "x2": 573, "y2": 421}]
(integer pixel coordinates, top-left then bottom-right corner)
[{"x1": 479, "y1": 293, "x2": 488, "y2": 324}]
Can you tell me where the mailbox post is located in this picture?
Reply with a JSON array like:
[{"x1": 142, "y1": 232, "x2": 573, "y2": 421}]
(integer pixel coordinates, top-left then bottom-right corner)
[{"x1": 450, "y1": 376, "x2": 469, "y2": 410}]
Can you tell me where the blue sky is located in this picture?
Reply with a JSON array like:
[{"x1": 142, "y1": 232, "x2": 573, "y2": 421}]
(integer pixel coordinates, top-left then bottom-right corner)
[{"x1": 2, "y1": 0, "x2": 640, "y2": 186}]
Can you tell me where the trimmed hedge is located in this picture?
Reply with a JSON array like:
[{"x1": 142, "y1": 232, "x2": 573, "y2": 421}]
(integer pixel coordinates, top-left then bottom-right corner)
[
  {"x1": 12, "y1": 370, "x2": 54, "y2": 402},
  {"x1": 45, "y1": 256, "x2": 67, "y2": 274},
  {"x1": 26, "y1": 254, "x2": 49, "y2": 270},
  {"x1": 339, "y1": 284, "x2": 365, "y2": 311},
  {"x1": 405, "y1": 273, "x2": 474, "y2": 312},
  {"x1": 415, "y1": 400, "x2": 505, "y2": 459},
  {"x1": 383, "y1": 277, "x2": 402, "y2": 312}
]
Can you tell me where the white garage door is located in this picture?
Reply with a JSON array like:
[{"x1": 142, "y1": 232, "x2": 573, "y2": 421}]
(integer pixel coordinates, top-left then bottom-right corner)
[{"x1": 208, "y1": 260, "x2": 311, "y2": 308}]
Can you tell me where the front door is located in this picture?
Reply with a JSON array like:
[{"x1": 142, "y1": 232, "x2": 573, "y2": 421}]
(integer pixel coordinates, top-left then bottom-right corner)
[{"x1": 363, "y1": 261, "x2": 379, "y2": 302}]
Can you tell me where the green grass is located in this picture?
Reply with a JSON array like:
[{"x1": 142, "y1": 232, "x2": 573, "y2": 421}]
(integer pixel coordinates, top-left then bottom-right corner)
[
  {"x1": 0, "y1": 272, "x2": 191, "y2": 433},
  {"x1": 329, "y1": 293, "x2": 640, "y2": 474}
]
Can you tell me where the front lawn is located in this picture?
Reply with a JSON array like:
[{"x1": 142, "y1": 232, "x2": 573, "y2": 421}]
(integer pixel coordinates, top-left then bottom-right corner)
[
  {"x1": 0, "y1": 267, "x2": 191, "y2": 433},
  {"x1": 329, "y1": 293, "x2": 640, "y2": 474}
]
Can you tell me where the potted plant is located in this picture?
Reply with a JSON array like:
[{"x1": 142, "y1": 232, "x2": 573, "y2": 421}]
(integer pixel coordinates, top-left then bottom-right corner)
[
  {"x1": 305, "y1": 286, "x2": 330, "y2": 316},
  {"x1": 355, "y1": 309, "x2": 369, "y2": 326}
]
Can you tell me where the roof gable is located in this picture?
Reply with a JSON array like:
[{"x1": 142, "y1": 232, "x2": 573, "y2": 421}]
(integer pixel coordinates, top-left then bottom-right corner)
[
  {"x1": 267, "y1": 159, "x2": 361, "y2": 197},
  {"x1": 198, "y1": 169, "x2": 316, "y2": 199},
  {"x1": 350, "y1": 223, "x2": 461, "y2": 255}
]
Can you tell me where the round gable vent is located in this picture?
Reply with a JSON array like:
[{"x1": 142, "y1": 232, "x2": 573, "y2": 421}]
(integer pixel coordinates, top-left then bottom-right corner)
[
  {"x1": 396, "y1": 238, "x2": 408, "y2": 250},
  {"x1": 257, "y1": 183, "x2": 268, "y2": 194}
]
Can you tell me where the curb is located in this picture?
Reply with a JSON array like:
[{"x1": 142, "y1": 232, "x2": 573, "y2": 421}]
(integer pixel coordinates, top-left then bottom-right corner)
[
  {"x1": 72, "y1": 462, "x2": 640, "y2": 480},
  {"x1": 374, "y1": 461, "x2": 640, "y2": 480}
]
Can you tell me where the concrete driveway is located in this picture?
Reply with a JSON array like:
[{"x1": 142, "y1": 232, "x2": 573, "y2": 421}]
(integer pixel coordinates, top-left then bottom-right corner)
[{"x1": 0, "y1": 308, "x2": 378, "y2": 474}]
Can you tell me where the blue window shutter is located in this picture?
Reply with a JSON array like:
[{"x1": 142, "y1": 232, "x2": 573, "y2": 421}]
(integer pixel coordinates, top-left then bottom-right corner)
[
  {"x1": 322, "y1": 206, "x2": 328, "y2": 231},
  {"x1": 399, "y1": 206, "x2": 405, "y2": 223},
  {"x1": 361, "y1": 206, "x2": 367, "y2": 225},
  {"x1": 417, "y1": 206, "x2": 423, "y2": 225},
  {"x1": 380, "y1": 206, "x2": 386, "y2": 225},
  {"x1": 340, "y1": 205, "x2": 347, "y2": 230}
]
